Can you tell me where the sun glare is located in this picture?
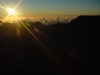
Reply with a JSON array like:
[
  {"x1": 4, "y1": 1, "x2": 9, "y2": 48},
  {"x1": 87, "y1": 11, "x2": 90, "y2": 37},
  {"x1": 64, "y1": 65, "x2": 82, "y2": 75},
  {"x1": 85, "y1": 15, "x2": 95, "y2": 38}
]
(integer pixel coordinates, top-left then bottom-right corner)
[{"x1": 7, "y1": 8, "x2": 15, "y2": 14}]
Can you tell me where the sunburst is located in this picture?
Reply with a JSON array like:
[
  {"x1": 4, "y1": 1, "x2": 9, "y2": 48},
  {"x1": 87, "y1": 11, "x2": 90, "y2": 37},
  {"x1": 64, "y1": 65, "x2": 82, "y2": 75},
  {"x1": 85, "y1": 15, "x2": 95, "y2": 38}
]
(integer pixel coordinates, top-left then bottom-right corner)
[
  {"x1": 0, "y1": 0, "x2": 22, "y2": 25},
  {"x1": 0, "y1": 0, "x2": 49, "y2": 52},
  {"x1": 0, "y1": 0, "x2": 65, "y2": 70}
]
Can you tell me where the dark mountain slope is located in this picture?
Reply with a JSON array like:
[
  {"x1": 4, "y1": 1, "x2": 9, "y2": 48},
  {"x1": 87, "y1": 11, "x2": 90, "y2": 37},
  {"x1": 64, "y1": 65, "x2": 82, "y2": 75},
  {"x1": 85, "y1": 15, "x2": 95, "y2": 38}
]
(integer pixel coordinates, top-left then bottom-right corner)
[
  {"x1": 67, "y1": 16, "x2": 100, "y2": 38},
  {"x1": 0, "y1": 23, "x2": 63, "y2": 75},
  {"x1": 0, "y1": 16, "x2": 100, "y2": 75},
  {"x1": 28, "y1": 16, "x2": 100, "y2": 75}
]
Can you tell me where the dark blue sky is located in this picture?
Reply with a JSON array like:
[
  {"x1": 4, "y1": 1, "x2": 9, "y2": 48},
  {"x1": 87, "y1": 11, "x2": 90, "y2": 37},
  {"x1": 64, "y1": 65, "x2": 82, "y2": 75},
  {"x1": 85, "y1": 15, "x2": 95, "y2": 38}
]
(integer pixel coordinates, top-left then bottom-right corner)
[{"x1": 0, "y1": 0, "x2": 100, "y2": 16}]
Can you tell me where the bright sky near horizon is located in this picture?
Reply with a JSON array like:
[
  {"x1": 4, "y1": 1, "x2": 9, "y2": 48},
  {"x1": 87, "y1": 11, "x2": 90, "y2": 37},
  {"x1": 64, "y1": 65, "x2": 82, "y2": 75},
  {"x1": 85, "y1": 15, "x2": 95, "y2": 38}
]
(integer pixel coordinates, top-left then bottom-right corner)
[{"x1": 0, "y1": 0, "x2": 100, "y2": 16}]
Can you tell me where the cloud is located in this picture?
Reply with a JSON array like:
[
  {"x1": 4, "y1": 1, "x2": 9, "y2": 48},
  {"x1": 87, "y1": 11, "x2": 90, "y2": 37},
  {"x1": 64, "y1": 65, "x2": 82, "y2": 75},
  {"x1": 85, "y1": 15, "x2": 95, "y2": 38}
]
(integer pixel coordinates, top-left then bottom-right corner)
[
  {"x1": 0, "y1": 15, "x2": 77, "y2": 25},
  {"x1": 22, "y1": 15, "x2": 77, "y2": 25}
]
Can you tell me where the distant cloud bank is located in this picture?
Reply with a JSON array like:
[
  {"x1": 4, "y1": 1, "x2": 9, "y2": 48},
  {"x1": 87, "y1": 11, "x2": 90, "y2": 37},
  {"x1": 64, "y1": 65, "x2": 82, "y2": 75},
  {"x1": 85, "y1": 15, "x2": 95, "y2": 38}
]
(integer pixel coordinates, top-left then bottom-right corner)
[{"x1": 0, "y1": 15, "x2": 77, "y2": 25}]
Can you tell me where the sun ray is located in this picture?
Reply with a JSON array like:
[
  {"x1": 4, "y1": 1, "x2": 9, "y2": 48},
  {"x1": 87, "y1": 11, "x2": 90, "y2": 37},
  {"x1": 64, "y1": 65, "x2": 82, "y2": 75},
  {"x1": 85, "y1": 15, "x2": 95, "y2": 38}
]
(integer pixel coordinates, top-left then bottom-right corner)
[
  {"x1": 1, "y1": 0, "x2": 9, "y2": 8},
  {"x1": 0, "y1": 14, "x2": 10, "y2": 26},
  {"x1": 15, "y1": 12, "x2": 21, "y2": 14},
  {"x1": 1, "y1": 0, "x2": 51, "y2": 57},
  {"x1": 1, "y1": 0, "x2": 58, "y2": 63},
  {"x1": 0, "y1": 5, "x2": 7, "y2": 10},
  {"x1": 14, "y1": 0, "x2": 23, "y2": 10},
  {"x1": 0, "y1": 0, "x2": 67, "y2": 72},
  {"x1": 13, "y1": 14, "x2": 66, "y2": 70},
  {"x1": 13, "y1": 14, "x2": 64, "y2": 67},
  {"x1": 14, "y1": 14, "x2": 49, "y2": 52}
]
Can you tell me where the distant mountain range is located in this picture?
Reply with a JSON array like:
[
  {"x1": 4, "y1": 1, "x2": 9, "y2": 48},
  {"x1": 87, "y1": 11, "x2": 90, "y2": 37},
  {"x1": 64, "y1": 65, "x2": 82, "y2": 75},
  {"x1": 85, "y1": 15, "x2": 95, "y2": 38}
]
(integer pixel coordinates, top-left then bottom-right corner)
[
  {"x1": 29, "y1": 15, "x2": 100, "y2": 38},
  {"x1": 0, "y1": 16, "x2": 100, "y2": 75}
]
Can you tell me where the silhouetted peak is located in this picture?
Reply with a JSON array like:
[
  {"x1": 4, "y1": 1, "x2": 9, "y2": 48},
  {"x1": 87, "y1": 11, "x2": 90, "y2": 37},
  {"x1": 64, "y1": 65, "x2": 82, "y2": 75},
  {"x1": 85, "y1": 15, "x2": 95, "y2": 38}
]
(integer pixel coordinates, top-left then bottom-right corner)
[
  {"x1": 66, "y1": 15, "x2": 100, "y2": 38},
  {"x1": 70, "y1": 15, "x2": 100, "y2": 25},
  {"x1": 46, "y1": 15, "x2": 100, "y2": 38}
]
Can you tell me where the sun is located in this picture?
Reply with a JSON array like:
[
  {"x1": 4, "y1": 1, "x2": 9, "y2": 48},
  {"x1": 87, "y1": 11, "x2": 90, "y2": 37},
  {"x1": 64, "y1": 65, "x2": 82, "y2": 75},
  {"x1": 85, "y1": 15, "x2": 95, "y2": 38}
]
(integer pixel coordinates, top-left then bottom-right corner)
[{"x1": 7, "y1": 8, "x2": 15, "y2": 14}]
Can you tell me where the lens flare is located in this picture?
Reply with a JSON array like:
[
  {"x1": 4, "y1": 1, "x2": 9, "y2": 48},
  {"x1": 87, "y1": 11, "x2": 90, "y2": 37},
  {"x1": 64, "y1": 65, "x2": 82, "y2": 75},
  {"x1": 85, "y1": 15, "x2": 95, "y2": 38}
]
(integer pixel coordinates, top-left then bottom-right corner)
[{"x1": 0, "y1": 0, "x2": 67, "y2": 73}]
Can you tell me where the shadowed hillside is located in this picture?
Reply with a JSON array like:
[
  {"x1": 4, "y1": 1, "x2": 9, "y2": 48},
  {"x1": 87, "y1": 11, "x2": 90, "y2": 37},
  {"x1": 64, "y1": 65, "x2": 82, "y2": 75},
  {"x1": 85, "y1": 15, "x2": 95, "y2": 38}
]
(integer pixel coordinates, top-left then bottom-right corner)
[{"x1": 0, "y1": 16, "x2": 100, "y2": 75}]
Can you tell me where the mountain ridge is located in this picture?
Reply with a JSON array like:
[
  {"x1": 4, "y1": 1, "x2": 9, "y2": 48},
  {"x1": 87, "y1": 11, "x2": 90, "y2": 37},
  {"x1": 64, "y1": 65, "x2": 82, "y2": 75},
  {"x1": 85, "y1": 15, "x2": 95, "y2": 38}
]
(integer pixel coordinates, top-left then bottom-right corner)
[{"x1": 0, "y1": 15, "x2": 100, "y2": 75}]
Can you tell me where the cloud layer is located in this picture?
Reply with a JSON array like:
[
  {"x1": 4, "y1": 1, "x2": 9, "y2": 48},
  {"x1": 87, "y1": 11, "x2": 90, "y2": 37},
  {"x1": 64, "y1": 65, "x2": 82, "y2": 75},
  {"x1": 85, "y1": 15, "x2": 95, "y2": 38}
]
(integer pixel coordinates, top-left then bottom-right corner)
[
  {"x1": 1, "y1": 15, "x2": 77, "y2": 25},
  {"x1": 23, "y1": 15, "x2": 77, "y2": 25}
]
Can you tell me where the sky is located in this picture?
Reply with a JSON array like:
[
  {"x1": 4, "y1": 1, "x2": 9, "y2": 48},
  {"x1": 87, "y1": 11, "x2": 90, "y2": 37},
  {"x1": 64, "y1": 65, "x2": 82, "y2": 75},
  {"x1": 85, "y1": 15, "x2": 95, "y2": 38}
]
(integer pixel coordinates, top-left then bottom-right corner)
[{"x1": 0, "y1": 0, "x2": 100, "y2": 16}]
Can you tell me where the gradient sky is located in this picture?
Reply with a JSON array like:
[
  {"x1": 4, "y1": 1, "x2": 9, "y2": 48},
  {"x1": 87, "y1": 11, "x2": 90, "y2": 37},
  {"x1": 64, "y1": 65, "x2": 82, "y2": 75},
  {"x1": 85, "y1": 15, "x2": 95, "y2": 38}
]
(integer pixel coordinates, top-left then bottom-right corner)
[{"x1": 0, "y1": 0, "x2": 100, "y2": 16}]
